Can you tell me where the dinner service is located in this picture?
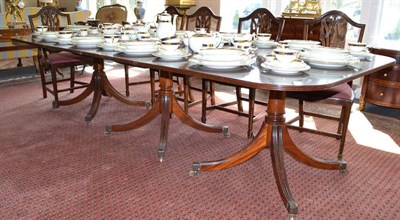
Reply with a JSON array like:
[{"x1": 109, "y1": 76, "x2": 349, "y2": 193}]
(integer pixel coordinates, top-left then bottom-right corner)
[
  {"x1": 189, "y1": 47, "x2": 255, "y2": 69},
  {"x1": 58, "y1": 31, "x2": 73, "y2": 39},
  {"x1": 261, "y1": 60, "x2": 311, "y2": 75},
  {"x1": 42, "y1": 31, "x2": 59, "y2": 42},
  {"x1": 35, "y1": 26, "x2": 48, "y2": 33},
  {"x1": 282, "y1": 40, "x2": 321, "y2": 50},
  {"x1": 152, "y1": 49, "x2": 191, "y2": 61},
  {"x1": 254, "y1": 39, "x2": 278, "y2": 49},
  {"x1": 188, "y1": 32, "x2": 221, "y2": 53},
  {"x1": 97, "y1": 42, "x2": 119, "y2": 51},
  {"x1": 70, "y1": 36, "x2": 103, "y2": 48},
  {"x1": 348, "y1": 42, "x2": 367, "y2": 52},
  {"x1": 56, "y1": 37, "x2": 72, "y2": 45},
  {"x1": 273, "y1": 48, "x2": 300, "y2": 63},
  {"x1": 256, "y1": 33, "x2": 271, "y2": 41},
  {"x1": 156, "y1": 11, "x2": 177, "y2": 39},
  {"x1": 103, "y1": 34, "x2": 120, "y2": 43}
]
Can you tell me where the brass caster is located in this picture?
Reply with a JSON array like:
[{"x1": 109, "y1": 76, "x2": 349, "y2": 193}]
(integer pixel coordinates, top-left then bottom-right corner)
[
  {"x1": 52, "y1": 101, "x2": 59, "y2": 109},
  {"x1": 85, "y1": 114, "x2": 92, "y2": 123},
  {"x1": 189, "y1": 162, "x2": 200, "y2": 176},
  {"x1": 145, "y1": 101, "x2": 152, "y2": 109},
  {"x1": 104, "y1": 125, "x2": 112, "y2": 135},
  {"x1": 157, "y1": 149, "x2": 165, "y2": 163},
  {"x1": 222, "y1": 126, "x2": 230, "y2": 137},
  {"x1": 339, "y1": 162, "x2": 348, "y2": 174},
  {"x1": 288, "y1": 214, "x2": 296, "y2": 220},
  {"x1": 188, "y1": 170, "x2": 198, "y2": 176}
]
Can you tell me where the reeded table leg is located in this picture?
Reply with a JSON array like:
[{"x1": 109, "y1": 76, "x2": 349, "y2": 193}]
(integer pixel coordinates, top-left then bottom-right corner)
[
  {"x1": 107, "y1": 70, "x2": 229, "y2": 162},
  {"x1": 191, "y1": 91, "x2": 347, "y2": 217}
]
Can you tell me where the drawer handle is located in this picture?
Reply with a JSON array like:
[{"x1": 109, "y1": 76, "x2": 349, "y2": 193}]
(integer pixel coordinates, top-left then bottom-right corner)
[
  {"x1": 380, "y1": 92, "x2": 384, "y2": 96},
  {"x1": 383, "y1": 73, "x2": 388, "y2": 77}
]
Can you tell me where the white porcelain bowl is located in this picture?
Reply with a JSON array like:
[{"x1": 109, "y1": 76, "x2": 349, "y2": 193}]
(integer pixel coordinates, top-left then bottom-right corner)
[
  {"x1": 256, "y1": 33, "x2": 271, "y2": 41},
  {"x1": 273, "y1": 48, "x2": 299, "y2": 63},
  {"x1": 348, "y1": 42, "x2": 367, "y2": 52},
  {"x1": 58, "y1": 31, "x2": 73, "y2": 39},
  {"x1": 103, "y1": 34, "x2": 120, "y2": 43}
]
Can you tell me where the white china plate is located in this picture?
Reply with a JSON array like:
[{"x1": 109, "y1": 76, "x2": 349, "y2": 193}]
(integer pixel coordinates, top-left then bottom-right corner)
[
  {"x1": 152, "y1": 51, "x2": 191, "y2": 61},
  {"x1": 192, "y1": 54, "x2": 250, "y2": 62},
  {"x1": 261, "y1": 60, "x2": 310, "y2": 75},
  {"x1": 98, "y1": 42, "x2": 119, "y2": 51},
  {"x1": 115, "y1": 47, "x2": 157, "y2": 55},
  {"x1": 56, "y1": 38, "x2": 72, "y2": 45},
  {"x1": 196, "y1": 48, "x2": 248, "y2": 62},
  {"x1": 74, "y1": 43, "x2": 99, "y2": 49},
  {"x1": 189, "y1": 57, "x2": 254, "y2": 69},
  {"x1": 254, "y1": 40, "x2": 277, "y2": 49},
  {"x1": 350, "y1": 51, "x2": 373, "y2": 60},
  {"x1": 302, "y1": 55, "x2": 359, "y2": 69}
]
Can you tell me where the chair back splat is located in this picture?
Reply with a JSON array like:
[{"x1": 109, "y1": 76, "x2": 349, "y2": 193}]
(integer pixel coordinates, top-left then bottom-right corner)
[{"x1": 287, "y1": 10, "x2": 366, "y2": 161}]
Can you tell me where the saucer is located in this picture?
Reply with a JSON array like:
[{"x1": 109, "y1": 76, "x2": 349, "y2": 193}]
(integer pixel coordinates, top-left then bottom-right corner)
[{"x1": 261, "y1": 60, "x2": 310, "y2": 75}]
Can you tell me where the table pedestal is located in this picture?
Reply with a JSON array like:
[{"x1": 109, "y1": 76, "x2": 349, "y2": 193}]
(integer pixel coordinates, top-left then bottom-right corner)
[
  {"x1": 53, "y1": 58, "x2": 150, "y2": 122},
  {"x1": 106, "y1": 70, "x2": 229, "y2": 162},
  {"x1": 190, "y1": 91, "x2": 347, "y2": 217}
]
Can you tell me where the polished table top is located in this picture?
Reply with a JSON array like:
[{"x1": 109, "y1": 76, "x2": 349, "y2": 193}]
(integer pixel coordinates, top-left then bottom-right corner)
[
  {"x1": 12, "y1": 35, "x2": 395, "y2": 92},
  {"x1": 12, "y1": 35, "x2": 396, "y2": 218}
]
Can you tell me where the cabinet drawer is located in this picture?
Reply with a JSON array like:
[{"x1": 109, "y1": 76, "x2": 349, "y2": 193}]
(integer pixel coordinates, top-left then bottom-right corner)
[
  {"x1": 370, "y1": 64, "x2": 400, "y2": 82},
  {"x1": 365, "y1": 82, "x2": 400, "y2": 108}
]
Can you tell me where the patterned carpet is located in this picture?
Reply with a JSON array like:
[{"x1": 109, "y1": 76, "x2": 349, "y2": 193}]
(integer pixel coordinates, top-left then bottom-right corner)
[{"x1": 0, "y1": 64, "x2": 399, "y2": 219}]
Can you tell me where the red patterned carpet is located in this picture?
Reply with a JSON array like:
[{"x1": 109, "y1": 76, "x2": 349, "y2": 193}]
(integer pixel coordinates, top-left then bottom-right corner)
[{"x1": 0, "y1": 65, "x2": 399, "y2": 219}]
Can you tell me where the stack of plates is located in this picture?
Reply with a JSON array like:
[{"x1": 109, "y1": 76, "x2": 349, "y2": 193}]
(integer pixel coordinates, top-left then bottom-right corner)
[
  {"x1": 301, "y1": 47, "x2": 359, "y2": 69},
  {"x1": 56, "y1": 38, "x2": 72, "y2": 45},
  {"x1": 282, "y1": 40, "x2": 321, "y2": 50},
  {"x1": 115, "y1": 41, "x2": 158, "y2": 55},
  {"x1": 261, "y1": 60, "x2": 310, "y2": 75},
  {"x1": 189, "y1": 48, "x2": 254, "y2": 69},
  {"x1": 152, "y1": 49, "x2": 191, "y2": 61},
  {"x1": 254, "y1": 39, "x2": 278, "y2": 49},
  {"x1": 97, "y1": 42, "x2": 119, "y2": 51},
  {"x1": 42, "y1": 32, "x2": 59, "y2": 43},
  {"x1": 71, "y1": 36, "x2": 103, "y2": 48}
]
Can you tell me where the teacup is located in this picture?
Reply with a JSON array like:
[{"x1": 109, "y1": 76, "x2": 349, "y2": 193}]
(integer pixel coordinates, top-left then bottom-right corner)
[
  {"x1": 348, "y1": 42, "x2": 367, "y2": 52},
  {"x1": 273, "y1": 48, "x2": 299, "y2": 63},
  {"x1": 35, "y1": 26, "x2": 48, "y2": 33},
  {"x1": 160, "y1": 37, "x2": 181, "y2": 51},
  {"x1": 79, "y1": 28, "x2": 88, "y2": 36},
  {"x1": 89, "y1": 27, "x2": 99, "y2": 35},
  {"x1": 58, "y1": 31, "x2": 73, "y2": 39},
  {"x1": 256, "y1": 33, "x2": 271, "y2": 41},
  {"x1": 103, "y1": 34, "x2": 120, "y2": 43},
  {"x1": 98, "y1": 23, "x2": 113, "y2": 29},
  {"x1": 102, "y1": 27, "x2": 117, "y2": 35}
]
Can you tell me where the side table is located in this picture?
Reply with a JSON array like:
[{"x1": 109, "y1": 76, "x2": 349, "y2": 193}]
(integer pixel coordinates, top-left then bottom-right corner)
[
  {"x1": 0, "y1": 28, "x2": 36, "y2": 68},
  {"x1": 359, "y1": 47, "x2": 400, "y2": 110}
]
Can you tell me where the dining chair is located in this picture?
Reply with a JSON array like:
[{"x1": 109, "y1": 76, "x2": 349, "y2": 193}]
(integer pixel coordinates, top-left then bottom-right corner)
[
  {"x1": 124, "y1": 5, "x2": 186, "y2": 104},
  {"x1": 202, "y1": 8, "x2": 285, "y2": 139},
  {"x1": 177, "y1": 6, "x2": 222, "y2": 112},
  {"x1": 28, "y1": 6, "x2": 93, "y2": 107},
  {"x1": 95, "y1": 4, "x2": 127, "y2": 24},
  {"x1": 286, "y1": 10, "x2": 366, "y2": 161}
]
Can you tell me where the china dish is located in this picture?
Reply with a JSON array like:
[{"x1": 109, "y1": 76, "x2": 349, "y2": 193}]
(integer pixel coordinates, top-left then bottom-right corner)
[
  {"x1": 261, "y1": 60, "x2": 310, "y2": 75},
  {"x1": 152, "y1": 49, "x2": 191, "y2": 61},
  {"x1": 97, "y1": 42, "x2": 119, "y2": 51},
  {"x1": 302, "y1": 55, "x2": 360, "y2": 69},
  {"x1": 71, "y1": 36, "x2": 103, "y2": 48},
  {"x1": 197, "y1": 48, "x2": 247, "y2": 61},
  {"x1": 189, "y1": 54, "x2": 255, "y2": 69},
  {"x1": 254, "y1": 39, "x2": 278, "y2": 49},
  {"x1": 115, "y1": 46, "x2": 157, "y2": 56},
  {"x1": 349, "y1": 50, "x2": 373, "y2": 60},
  {"x1": 56, "y1": 38, "x2": 72, "y2": 45},
  {"x1": 282, "y1": 40, "x2": 321, "y2": 50}
]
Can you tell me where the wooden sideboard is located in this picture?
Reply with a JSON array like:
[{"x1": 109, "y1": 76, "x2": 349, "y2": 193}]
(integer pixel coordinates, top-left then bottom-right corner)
[
  {"x1": 359, "y1": 47, "x2": 400, "y2": 110},
  {"x1": 278, "y1": 17, "x2": 320, "y2": 41}
]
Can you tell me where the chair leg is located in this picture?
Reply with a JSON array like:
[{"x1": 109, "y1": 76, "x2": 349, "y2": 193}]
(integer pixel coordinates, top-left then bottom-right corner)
[
  {"x1": 50, "y1": 67, "x2": 59, "y2": 107},
  {"x1": 186, "y1": 77, "x2": 195, "y2": 102},
  {"x1": 201, "y1": 79, "x2": 208, "y2": 123},
  {"x1": 183, "y1": 76, "x2": 190, "y2": 113},
  {"x1": 337, "y1": 102, "x2": 352, "y2": 161},
  {"x1": 39, "y1": 66, "x2": 47, "y2": 98},
  {"x1": 150, "y1": 69, "x2": 156, "y2": 104},
  {"x1": 247, "y1": 88, "x2": 256, "y2": 139},
  {"x1": 70, "y1": 66, "x2": 75, "y2": 93},
  {"x1": 124, "y1": 65, "x2": 130, "y2": 97},
  {"x1": 236, "y1": 86, "x2": 243, "y2": 112},
  {"x1": 210, "y1": 81, "x2": 216, "y2": 105},
  {"x1": 298, "y1": 99, "x2": 304, "y2": 127}
]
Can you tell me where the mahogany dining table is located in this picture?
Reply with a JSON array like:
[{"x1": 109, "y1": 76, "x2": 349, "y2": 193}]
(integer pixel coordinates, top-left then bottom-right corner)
[{"x1": 12, "y1": 35, "x2": 395, "y2": 219}]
